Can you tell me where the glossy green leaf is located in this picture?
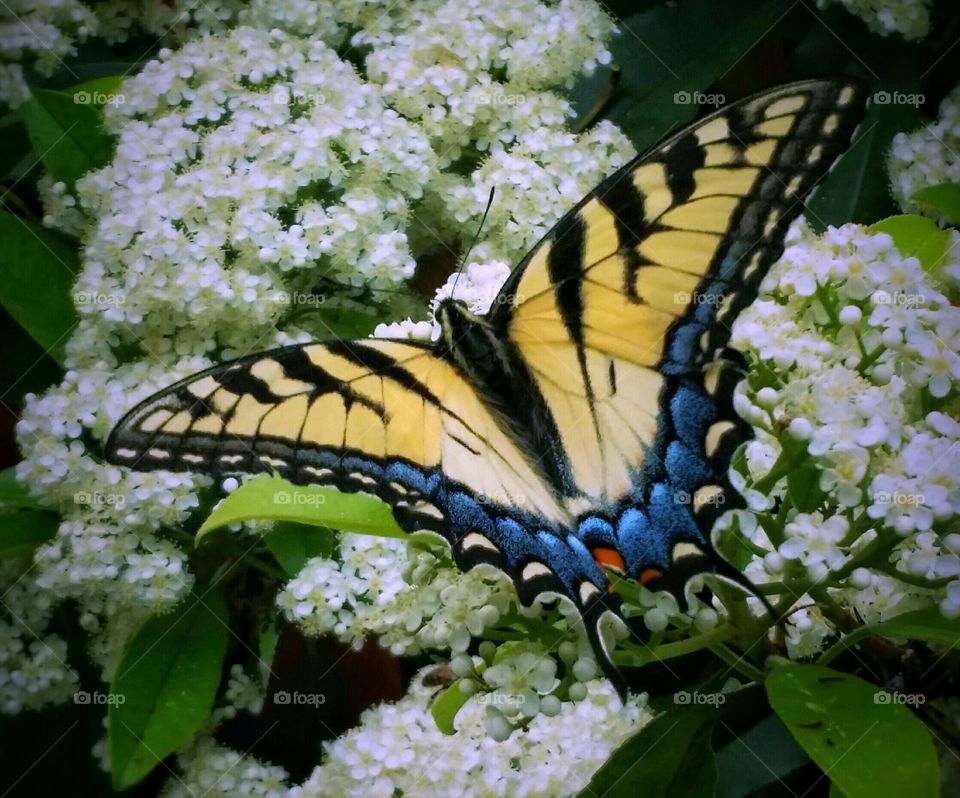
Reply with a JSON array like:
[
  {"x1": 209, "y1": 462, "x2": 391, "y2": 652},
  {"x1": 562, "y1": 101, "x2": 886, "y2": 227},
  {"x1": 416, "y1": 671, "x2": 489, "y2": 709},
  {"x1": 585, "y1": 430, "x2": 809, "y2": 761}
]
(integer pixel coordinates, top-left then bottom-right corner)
[
  {"x1": 19, "y1": 88, "x2": 114, "y2": 185},
  {"x1": 577, "y1": 706, "x2": 717, "y2": 798},
  {"x1": 0, "y1": 467, "x2": 46, "y2": 510},
  {"x1": 786, "y1": 460, "x2": 826, "y2": 514},
  {"x1": 869, "y1": 606, "x2": 960, "y2": 648},
  {"x1": 807, "y1": 101, "x2": 920, "y2": 230},
  {"x1": 0, "y1": 211, "x2": 78, "y2": 363},
  {"x1": 716, "y1": 713, "x2": 809, "y2": 798},
  {"x1": 911, "y1": 182, "x2": 960, "y2": 226},
  {"x1": 109, "y1": 591, "x2": 229, "y2": 789},
  {"x1": 868, "y1": 215, "x2": 951, "y2": 274},
  {"x1": 68, "y1": 76, "x2": 125, "y2": 104},
  {"x1": 767, "y1": 664, "x2": 938, "y2": 798},
  {"x1": 197, "y1": 475, "x2": 406, "y2": 543},
  {"x1": 0, "y1": 510, "x2": 58, "y2": 559},
  {"x1": 605, "y1": 0, "x2": 793, "y2": 154},
  {"x1": 263, "y1": 521, "x2": 336, "y2": 576},
  {"x1": 431, "y1": 681, "x2": 473, "y2": 736}
]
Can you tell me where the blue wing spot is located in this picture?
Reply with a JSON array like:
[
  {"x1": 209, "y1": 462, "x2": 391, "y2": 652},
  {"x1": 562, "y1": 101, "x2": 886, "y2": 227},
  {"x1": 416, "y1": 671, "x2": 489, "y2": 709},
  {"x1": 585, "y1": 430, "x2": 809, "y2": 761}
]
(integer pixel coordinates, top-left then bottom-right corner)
[
  {"x1": 577, "y1": 516, "x2": 617, "y2": 548},
  {"x1": 616, "y1": 507, "x2": 670, "y2": 575},
  {"x1": 665, "y1": 440, "x2": 713, "y2": 493},
  {"x1": 494, "y1": 516, "x2": 540, "y2": 565},
  {"x1": 447, "y1": 490, "x2": 494, "y2": 536},
  {"x1": 648, "y1": 483, "x2": 702, "y2": 542},
  {"x1": 670, "y1": 386, "x2": 716, "y2": 451}
]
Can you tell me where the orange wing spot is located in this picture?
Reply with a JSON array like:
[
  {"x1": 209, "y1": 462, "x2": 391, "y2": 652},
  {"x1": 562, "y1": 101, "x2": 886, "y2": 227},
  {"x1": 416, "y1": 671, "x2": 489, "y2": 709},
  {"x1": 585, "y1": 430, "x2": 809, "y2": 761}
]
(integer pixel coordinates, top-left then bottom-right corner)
[
  {"x1": 639, "y1": 567, "x2": 663, "y2": 585},
  {"x1": 593, "y1": 547, "x2": 626, "y2": 574}
]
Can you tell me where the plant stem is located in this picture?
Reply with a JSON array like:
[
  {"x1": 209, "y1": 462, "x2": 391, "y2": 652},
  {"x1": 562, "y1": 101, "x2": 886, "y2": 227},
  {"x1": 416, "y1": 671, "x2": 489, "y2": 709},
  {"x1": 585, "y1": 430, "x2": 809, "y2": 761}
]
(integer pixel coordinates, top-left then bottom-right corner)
[{"x1": 708, "y1": 643, "x2": 766, "y2": 682}]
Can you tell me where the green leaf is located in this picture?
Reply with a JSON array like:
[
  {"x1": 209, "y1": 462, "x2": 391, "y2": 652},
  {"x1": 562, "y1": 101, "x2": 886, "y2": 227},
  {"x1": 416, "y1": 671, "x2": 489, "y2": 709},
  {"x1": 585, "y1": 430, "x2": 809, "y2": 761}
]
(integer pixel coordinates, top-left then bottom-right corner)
[
  {"x1": 0, "y1": 467, "x2": 46, "y2": 510},
  {"x1": 786, "y1": 460, "x2": 826, "y2": 513},
  {"x1": 108, "y1": 590, "x2": 229, "y2": 789},
  {"x1": 197, "y1": 475, "x2": 406, "y2": 543},
  {"x1": 767, "y1": 664, "x2": 938, "y2": 798},
  {"x1": 807, "y1": 101, "x2": 920, "y2": 230},
  {"x1": 263, "y1": 521, "x2": 336, "y2": 576},
  {"x1": 0, "y1": 510, "x2": 58, "y2": 559},
  {"x1": 869, "y1": 606, "x2": 960, "y2": 648},
  {"x1": 431, "y1": 681, "x2": 473, "y2": 736},
  {"x1": 19, "y1": 88, "x2": 114, "y2": 186},
  {"x1": 867, "y1": 215, "x2": 951, "y2": 274},
  {"x1": 0, "y1": 211, "x2": 79, "y2": 363},
  {"x1": 576, "y1": 706, "x2": 717, "y2": 798},
  {"x1": 68, "y1": 76, "x2": 126, "y2": 104},
  {"x1": 258, "y1": 618, "x2": 279, "y2": 682},
  {"x1": 911, "y1": 182, "x2": 960, "y2": 226},
  {"x1": 716, "y1": 714, "x2": 809, "y2": 798},
  {"x1": 604, "y1": 0, "x2": 793, "y2": 154}
]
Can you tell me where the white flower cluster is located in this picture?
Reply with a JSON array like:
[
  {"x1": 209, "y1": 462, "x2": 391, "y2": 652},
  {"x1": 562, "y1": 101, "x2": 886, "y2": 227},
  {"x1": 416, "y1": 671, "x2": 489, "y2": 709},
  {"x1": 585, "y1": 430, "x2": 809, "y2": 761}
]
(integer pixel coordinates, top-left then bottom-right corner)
[
  {"x1": 288, "y1": 668, "x2": 649, "y2": 798},
  {"x1": 14, "y1": 0, "x2": 630, "y2": 725},
  {"x1": 277, "y1": 534, "x2": 516, "y2": 656},
  {"x1": 729, "y1": 219, "x2": 960, "y2": 650},
  {"x1": 816, "y1": 0, "x2": 932, "y2": 40},
  {"x1": 0, "y1": 0, "x2": 97, "y2": 107},
  {"x1": 160, "y1": 736, "x2": 290, "y2": 798},
  {"x1": 0, "y1": 561, "x2": 78, "y2": 713},
  {"x1": 889, "y1": 82, "x2": 960, "y2": 217}
]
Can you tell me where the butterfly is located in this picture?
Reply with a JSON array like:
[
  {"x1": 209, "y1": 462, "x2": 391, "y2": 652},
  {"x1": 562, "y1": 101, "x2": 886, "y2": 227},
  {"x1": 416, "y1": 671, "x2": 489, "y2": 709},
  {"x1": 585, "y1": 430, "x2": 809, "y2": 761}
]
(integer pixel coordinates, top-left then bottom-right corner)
[{"x1": 106, "y1": 80, "x2": 867, "y2": 694}]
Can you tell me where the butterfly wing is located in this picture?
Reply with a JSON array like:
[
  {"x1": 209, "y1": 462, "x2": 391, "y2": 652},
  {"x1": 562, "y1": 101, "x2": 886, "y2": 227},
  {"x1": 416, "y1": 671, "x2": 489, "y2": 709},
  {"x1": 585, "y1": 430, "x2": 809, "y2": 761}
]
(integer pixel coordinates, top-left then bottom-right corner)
[
  {"x1": 107, "y1": 339, "x2": 569, "y2": 533},
  {"x1": 107, "y1": 340, "x2": 605, "y2": 647},
  {"x1": 489, "y1": 79, "x2": 867, "y2": 589}
]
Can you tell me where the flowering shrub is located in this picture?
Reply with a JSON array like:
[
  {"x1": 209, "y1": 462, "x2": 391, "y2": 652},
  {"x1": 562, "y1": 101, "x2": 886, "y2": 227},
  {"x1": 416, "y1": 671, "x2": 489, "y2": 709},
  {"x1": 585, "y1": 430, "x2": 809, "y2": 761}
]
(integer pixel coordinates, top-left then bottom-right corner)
[{"x1": 1, "y1": 1, "x2": 959, "y2": 797}]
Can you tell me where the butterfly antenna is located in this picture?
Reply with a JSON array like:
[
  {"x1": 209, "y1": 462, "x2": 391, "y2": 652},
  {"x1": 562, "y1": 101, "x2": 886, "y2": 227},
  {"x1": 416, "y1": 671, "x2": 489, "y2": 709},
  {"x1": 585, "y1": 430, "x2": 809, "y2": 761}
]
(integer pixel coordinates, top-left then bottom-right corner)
[{"x1": 450, "y1": 186, "x2": 495, "y2": 299}]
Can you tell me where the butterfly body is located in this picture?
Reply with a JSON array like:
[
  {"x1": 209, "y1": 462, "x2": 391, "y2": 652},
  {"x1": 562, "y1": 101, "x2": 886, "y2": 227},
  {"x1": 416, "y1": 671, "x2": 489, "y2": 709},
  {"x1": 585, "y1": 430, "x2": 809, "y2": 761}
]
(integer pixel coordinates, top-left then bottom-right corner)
[{"x1": 107, "y1": 80, "x2": 868, "y2": 689}]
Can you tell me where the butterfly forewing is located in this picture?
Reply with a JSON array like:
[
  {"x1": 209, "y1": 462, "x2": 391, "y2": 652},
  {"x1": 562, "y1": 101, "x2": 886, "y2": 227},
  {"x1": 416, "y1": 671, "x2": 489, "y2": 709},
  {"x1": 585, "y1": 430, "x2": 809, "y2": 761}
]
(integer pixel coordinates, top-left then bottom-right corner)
[{"x1": 496, "y1": 79, "x2": 867, "y2": 520}]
